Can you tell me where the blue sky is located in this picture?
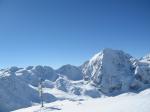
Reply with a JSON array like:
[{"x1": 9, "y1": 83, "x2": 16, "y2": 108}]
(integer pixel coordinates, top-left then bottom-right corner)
[{"x1": 0, "y1": 0, "x2": 150, "y2": 69}]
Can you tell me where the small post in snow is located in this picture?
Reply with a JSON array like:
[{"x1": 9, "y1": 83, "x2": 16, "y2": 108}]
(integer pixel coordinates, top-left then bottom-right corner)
[{"x1": 38, "y1": 78, "x2": 44, "y2": 108}]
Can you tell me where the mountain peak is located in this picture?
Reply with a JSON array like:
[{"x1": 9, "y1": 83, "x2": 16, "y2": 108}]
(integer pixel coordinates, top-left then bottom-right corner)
[
  {"x1": 102, "y1": 48, "x2": 117, "y2": 53},
  {"x1": 89, "y1": 48, "x2": 131, "y2": 65},
  {"x1": 82, "y1": 48, "x2": 135, "y2": 94},
  {"x1": 89, "y1": 48, "x2": 113, "y2": 63}
]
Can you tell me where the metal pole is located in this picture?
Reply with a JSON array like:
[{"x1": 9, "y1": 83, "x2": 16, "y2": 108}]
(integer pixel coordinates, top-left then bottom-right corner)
[{"x1": 39, "y1": 79, "x2": 44, "y2": 107}]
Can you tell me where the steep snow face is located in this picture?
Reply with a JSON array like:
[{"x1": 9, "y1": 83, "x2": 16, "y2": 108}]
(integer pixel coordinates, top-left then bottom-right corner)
[
  {"x1": 82, "y1": 49, "x2": 137, "y2": 94},
  {"x1": 56, "y1": 64, "x2": 83, "y2": 81},
  {"x1": 82, "y1": 49, "x2": 150, "y2": 95}
]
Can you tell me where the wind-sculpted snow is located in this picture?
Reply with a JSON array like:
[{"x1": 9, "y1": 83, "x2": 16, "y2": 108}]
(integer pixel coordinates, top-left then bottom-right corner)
[{"x1": 0, "y1": 48, "x2": 150, "y2": 112}]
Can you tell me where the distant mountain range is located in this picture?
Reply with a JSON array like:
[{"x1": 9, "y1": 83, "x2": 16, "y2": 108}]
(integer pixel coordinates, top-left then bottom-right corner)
[{"x1": 0, "y1": 48, "x2": 150, "y2": 112}]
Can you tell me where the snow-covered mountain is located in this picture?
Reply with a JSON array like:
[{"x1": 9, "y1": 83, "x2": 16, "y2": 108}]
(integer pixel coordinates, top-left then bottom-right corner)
[
  {"x1": 0, "y1": 48, "x2": 150, "y2": 112},
  {"x1": 56, "y1": 64, "x2": 83, "y2": 80},
  {"x1": 82, "y1": 48, "x2": 150, "y2": 95}
]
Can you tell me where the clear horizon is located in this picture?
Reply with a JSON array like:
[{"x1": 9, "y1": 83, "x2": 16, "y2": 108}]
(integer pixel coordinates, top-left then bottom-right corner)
[{"x1": 0, "y1": 0, "x2": 150, "y2": 69}]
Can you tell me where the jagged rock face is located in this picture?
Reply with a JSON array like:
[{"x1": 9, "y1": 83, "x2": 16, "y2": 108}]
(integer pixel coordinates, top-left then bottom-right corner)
[
  {"x1": 82, "y1": 49, "x2": 150, "y2": 95},
  {"x1": 56, "y1": 64, "x2": 83, "y2": 81}
]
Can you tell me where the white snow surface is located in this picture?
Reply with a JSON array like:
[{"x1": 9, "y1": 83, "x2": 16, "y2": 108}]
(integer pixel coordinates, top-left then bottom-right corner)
[{"x1": 13, "y1": 88, "x2": 150, "y2": 112}]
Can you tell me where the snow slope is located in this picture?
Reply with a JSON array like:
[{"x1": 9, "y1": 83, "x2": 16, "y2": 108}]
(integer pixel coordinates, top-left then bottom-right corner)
[{"x1": 13, "y1": 88, "x2": 150, "y2": 112}]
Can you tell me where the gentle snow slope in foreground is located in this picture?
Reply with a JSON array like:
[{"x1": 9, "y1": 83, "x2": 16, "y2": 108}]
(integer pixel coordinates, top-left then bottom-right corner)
[{"x1": 13, "y1": 89, "x2": 150, "y2": 112}]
